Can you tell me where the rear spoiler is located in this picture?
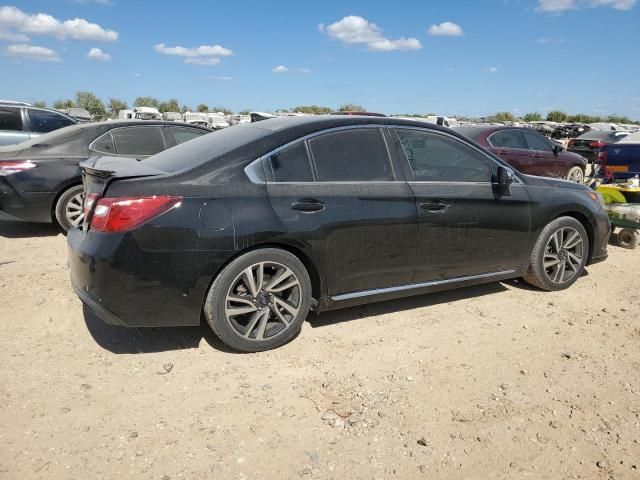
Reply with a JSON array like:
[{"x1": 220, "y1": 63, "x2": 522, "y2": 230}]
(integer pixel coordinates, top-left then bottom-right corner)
[{"x1": 80, "y1": 155, "x2": 166, "y2": 179}]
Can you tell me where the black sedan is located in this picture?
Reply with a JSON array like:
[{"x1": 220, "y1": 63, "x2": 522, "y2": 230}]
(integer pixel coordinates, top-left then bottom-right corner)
[
  {"x1": 567, "y1": 130, "x2": 630, "y2": 163},
  {"x1": 0, "y1": 121, "x2": 210, "y2": 230},
  {"x1": 68, "y1": 116, "x2": 610, "y2": 352}
]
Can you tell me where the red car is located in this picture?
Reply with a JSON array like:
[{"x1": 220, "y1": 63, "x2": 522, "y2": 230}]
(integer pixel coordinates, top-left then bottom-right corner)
[{"x1": 455, "y1": 126, "x2": 587, "y2": 182}]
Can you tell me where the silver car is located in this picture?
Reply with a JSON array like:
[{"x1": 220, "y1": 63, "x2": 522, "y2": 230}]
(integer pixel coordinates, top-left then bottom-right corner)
[{"x1": 0, "y1": 102, "x2": 77, "y2": 146}]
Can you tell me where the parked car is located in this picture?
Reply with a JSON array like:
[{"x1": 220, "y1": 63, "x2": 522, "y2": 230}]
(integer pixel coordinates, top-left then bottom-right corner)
[
  {"x1": 68, "y1": 116, "x2": 610, "y2": 352},
  {"x1": 567, "y1": 130, "x2": 630, "y2": 163},
  {"x1": 455, "y1": 126, "x2": 587, "y2": 182},
  {"x1": 64, "y1": 108, "x2": 93, "y2": 123},
  {"x1": 162, "y1": 112, "x2": 182, "y2": 122},
  {"x1": 599, "y1": 133, "x2": 640, "y2": 180},
  {"x1": 0, "y1": 121, "x2": 210, "y2": 230},
  {"x1": 0, "y1": 102, "x2": 76, "y2": 146}
]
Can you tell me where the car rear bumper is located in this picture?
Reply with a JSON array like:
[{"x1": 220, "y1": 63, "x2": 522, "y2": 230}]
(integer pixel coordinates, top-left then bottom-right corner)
[
  {"x1": 67, "y1": 227, "x2": 230, "y2": 327},
  {"x1": 0, "y1": 178, "x2": 56, "y2": 223}
]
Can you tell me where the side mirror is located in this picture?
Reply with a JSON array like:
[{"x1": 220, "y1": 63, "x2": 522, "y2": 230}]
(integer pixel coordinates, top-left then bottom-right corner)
[
  {"x1": 497, "y1": 165, "x2": 515, "y2": 196},
  {"x1": 553, "y1": 144, "x2": 562, "y2": 155}
]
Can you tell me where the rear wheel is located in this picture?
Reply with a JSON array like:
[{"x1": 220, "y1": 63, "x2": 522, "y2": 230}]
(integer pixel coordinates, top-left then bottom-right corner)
[
  {"x1": 523, "y1": 216, "x2": 589, "y2": 291},
  {"x1": 54, "y1": 185, "x2": 84, "y2": 232},
  {"x1": 617, "y1": 229, "x2": 640, "y2": 249},
  {"x1": 565, "y1": 166, "x2": 584, "y2": 183},
  {"x1": 204, "y1": 248, "x2": 312, "y2": 352}
]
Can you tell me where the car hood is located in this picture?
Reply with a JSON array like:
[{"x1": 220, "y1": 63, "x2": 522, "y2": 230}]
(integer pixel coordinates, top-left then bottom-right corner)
[{"x1": 521, "y1": 174, "x2": 590, "y2": 191}]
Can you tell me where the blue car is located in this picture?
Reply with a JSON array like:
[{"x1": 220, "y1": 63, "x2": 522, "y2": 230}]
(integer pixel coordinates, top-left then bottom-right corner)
[{"x1": 601, "y1": 135, "x2": 640, "y2": 180}]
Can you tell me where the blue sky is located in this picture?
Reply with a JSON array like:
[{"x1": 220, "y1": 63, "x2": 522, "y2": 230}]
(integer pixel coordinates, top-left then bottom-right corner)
[{"x1": 1, "y1": 0, "x2": 639, "y2": 118}]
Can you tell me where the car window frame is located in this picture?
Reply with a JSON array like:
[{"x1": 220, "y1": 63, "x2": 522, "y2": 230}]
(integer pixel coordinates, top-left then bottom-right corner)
[
  {"x1": 89, "y1": 125, "x2": 168, "y2": 158},
  {"x1": 487, "y1": 129, "x2": 528, "y2": 150},
  {"x1": 168, "y1": 125, "x2": 209, "y2": 146},
  {"x1": 24, "y1": 108, "x2": 75, "y2": 134},
  {"x1": 89, "y1": 130, "x2": 117, "y2": 156},
  {"x1": 521, "y1": 129, "x2": 554, "y2": 153},
  {"x1": 252, "y1": 125, "x2": 401, "y2": 185},
  {"x1": 392, "y1": 126, "x2": 512, "y2": 184}
]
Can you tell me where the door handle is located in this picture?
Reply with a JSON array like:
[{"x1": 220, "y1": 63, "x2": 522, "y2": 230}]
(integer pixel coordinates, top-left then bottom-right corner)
[
  {"x1": 420, "y1": 200, "x2": 447, "y2": 212},
  {"x1": 290, "y1": 199, "x2": 325, "y2": 213}
]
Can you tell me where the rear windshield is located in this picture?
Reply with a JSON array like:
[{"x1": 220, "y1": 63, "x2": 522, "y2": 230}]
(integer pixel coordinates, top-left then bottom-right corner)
[
  {"x1": 575, "y1": 131, "x2": 617, "y2": 142},
  {"x1": 143, "y1": 123, "x2": 272, "y2": 173}
]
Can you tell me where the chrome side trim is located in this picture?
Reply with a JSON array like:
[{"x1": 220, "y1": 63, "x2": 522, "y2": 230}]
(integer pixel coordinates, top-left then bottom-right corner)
[{"x1": 331, "y1": 270, "x2": 516, "y2": 302}]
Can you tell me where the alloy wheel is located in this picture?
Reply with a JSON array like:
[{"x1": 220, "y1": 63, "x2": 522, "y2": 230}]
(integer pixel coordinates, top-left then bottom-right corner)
[
  {"x1": 65, "y1": 192, "x2": 84, "y2": 228},
  {"x1": 567, "y1": 167, "x2": 584, "y2": 183},
  {"x1": 224, "y1": 261, "x2": 301, "y2": 341},
  {"x1": 543, "y1": 227, "x2": 584, "y2": 284}
]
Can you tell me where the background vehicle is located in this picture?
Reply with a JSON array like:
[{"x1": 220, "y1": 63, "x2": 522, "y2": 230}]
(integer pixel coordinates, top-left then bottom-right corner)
[
  {"x1": 329, "y1": 111, "x2": 386, "y2": 117},
  {"x1": 69, "y1": 116, "x2": 609, "y2": 352},
  {"x1": 456, "y1": 125, "x2": 587, "y2": 182},
  {"x1": 0, "y1": 121, "x2": 209, "y2": 230},
  {"x1": 0, "y1": 102, "x2": 76, "y2": 146},
  {"x1": 567, "y1": 130, "x2": 629, "y2": 163},
  {"x1": 118, "y1": 107, "x2": 162, "y2": 120},
  {"x1": 162, "y1": 112, "x2": 182, "y2": 122},
  {"x1": 599, "y1": 136, "x2": 640, "y2": 179},
  {"x1": 204, "y1": 113, "x2": 230, "y2": 130},
  {"x1": 63, "y1": 108, "x2": 93, "y2": 123}
]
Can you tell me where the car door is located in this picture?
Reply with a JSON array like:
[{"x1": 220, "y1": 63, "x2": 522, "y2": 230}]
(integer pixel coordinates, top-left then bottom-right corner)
[
  {"x1": 391, "y1": 127, "x2": 531, "y2": 282},
  {"x1": 487, "y1": 129, "x2": 534, "y2": 174},
  {"x1": 521, "y1": 130, "x2": 561, "y2": 177},
  {"x1": 0, "y1": 107, "x2": 30, "y2": 146},
  {"x1": 264, "y1": 127, "x2": 417, "y2": 296}
]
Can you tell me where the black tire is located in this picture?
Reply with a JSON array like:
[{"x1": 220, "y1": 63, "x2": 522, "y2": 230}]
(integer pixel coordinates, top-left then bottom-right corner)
[
  {"x1": 523, "y1": 216, "x2": 589, "y2": 291},
  {"x1": 204, "y1": 248, "x2": 312, "y2": 352},
  {"x1": 617, "y1": 229, "x2": 640, "y2": 249},
  {"x1": 54, "y1": 185, "x2": 84, "y2": 232}
]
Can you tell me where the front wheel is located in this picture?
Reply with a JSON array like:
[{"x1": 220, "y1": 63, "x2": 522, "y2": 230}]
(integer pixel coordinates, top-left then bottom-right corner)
[
  {"x1": 565, "y1": 166, "x2": 584, "y2": 183},
  {"x1": 204, "y1": 248, "x2": 312, "y2": 352},
  {"x1": 54, "y1": 185, "x2": 84, "y2": 232},
  {"x1": 523, "y1": 216, "x2": 589, "y2": 291}
]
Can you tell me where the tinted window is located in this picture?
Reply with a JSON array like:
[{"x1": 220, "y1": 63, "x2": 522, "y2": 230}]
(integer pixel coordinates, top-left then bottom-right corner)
[
  {"x1": 28, "y1": 109, "x2": 74, "y2": 133},
  {"x1": 112, "y1": 126, "x2": 165, "y2": 156},
  {"x1": 396, "y1": 129, "x2": 491, "y2": 182},
  {"x1": 522, "y1": 131, "x2": 553, "y2": 152},
  {"x1": 307, "y1": 129, "x2": 394, "y2": 182},
  {"x1": 0, "y1": 107, "x2": 22, "y2": 131},
  {"x1": 171, "y1": 126, "x2": 207, "y2": 145},
  {"x1": 91, "y1": 131, "x2": 116, "y2": 154},
  {"x1": 490, "y1": 130, "x2": 527, "y2": 149},
  {"x1": 269, "y1": 141, "x2": 313, "y2": 182}
]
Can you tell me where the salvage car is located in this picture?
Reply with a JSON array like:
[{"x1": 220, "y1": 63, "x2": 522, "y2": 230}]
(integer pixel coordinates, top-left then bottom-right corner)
[
  {"x1": 0, "y1": 102, "x2": 76, "y2": 146},
  {"x1": 0, "y1": 120, "x2": 209, "y2": 230},
  {"x1": 68, "y1": 116, "x2": 610, "y2": 352},
  {"x1": 456, "y1": 126, "x2": 587, "y2": 182},
  {"x1": 599, "y1": 133, "x2": 640, "y2": 179},
  {"x1": 567, "y1": 130, "x2": 629, "y2": 163}
]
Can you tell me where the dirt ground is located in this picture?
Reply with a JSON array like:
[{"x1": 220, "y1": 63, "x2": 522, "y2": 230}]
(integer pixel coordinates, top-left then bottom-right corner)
[{"x1": 0, "y1": 220, "x2": 639, "y2": 480}]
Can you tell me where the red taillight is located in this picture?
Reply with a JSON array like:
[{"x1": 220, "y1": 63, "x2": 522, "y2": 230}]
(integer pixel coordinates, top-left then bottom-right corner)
[
  {"x1": 590, "y1": 141, "x2": 605, "y2": 148},
  {"x1": 90, "y1": 196, "x2": 182, "y2": 233},
  {"x1": 0, "y1": 160, "x2": 36, "y2": 176},
  {"x1": 568, "y1": 139, "x2": 575, "y2": 147}
]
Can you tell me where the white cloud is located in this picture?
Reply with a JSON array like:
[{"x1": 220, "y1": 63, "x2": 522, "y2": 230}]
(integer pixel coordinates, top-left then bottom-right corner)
[
  {"x1": 208, "y1": 75, "x2": 232, "y2": 80},
  {"x1": 74, "y1": 0, "x2": 114, "y2": 5},
  {"x1": 537, "y1": 0, "x2": 636, "y2": 11},
  {"x1": 537, "y1": 37, "x2": 566, "y2": 44},
  {"x1": 484, "y1": 66, "x2": 498, "y2": 73},
  {"x1": 86, "y1": 47, "x2": 111, "y2": 61},
  {"x1": 427, "y1": 21, "x2": 464, "y2": 36},
  {"x1": 154, "y1": 42, "x2": 232, "y2": 66},
  {"x1": 320, "y1": 15, "x2": 422, "y2": 51},
  {"x1": 297, "y1": 68, "x2": 312, "y2": 73},
  {"x1": 133, "y1": 73, "x2": 141, "y2": 77},
  {"x1": 272, "y1": 65, "x2": 289, "y2": 73},
  {"x1": 0, "y1": 6, "x2": 118, "y2": 41},
  {"x1": 4, "y1": 43, "x2": 60, "y2": 62}
]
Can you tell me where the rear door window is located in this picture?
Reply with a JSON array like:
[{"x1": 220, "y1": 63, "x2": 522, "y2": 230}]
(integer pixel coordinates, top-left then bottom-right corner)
[
  {"x1": 0, "y1": 107, "x2": 22, "y2": 131},
  {"x1": 522, "y1": 130, "x2": 553, "y2": 152},
  {"x1": 489, "y1": 130, "x2": 527, "y2": 149},
  {"x1": 307, "y1": 128, "x2": 394, "y2": 182},
  {"x1": 395, "y1": 129, "x2": 491, "y2": 182},
  {"x1": 112, "y1": 126, "x2": 165, "y2": 156},
  {"x1": 27, "y1": 109, "x2": 74, "y2": 133},
  {"x1": 171, "y1": 126, "x2": 208, "y2": 145},
  {"x1": 269, "y1": 141, "x2": 314, "y2": 182},
  {"x1": 91, "y1": 131, "x2": 116, "y2": 155}
]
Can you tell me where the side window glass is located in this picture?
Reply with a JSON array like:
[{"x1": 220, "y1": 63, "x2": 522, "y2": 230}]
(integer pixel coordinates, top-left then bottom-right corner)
[
  {"x1": 0, "y1": 107, "x2": 22, "y2": 131},
  {"x1": 490, "y1": 130, "x2": 527, "y2": 149},
  {"x1": 28, "y1": 110, "x2": 74, "y2": 133},
  {"x1": 269, "y1": 141, "x2": 314, "y2": 182},
  {"x1": 523, "y1": 131, "x2": 553, "y2": 152},
  {"x1": 307, "y1": 129, "x2": 394, "y2": 182},
  {"x1": 171, "y1": 126, "x2": 207, "y2": 145},
  {"x1": 91, "y1": 131, "x2": 116, "y2": 155},
  {"x1": 395, "y1": 129, "x2": 491, "y2": 182},
  {"x1": 112, "y1": 126, "x2": 165, "y2": 156}
]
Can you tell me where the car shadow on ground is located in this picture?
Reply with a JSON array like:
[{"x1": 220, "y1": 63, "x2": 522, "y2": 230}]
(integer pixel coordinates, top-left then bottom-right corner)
[
  {"x1": 308, "y1": 282, "x2": 509, "y2": 329},
  {"x1": 82, "y1": 306, "x2": 239, "y2": 354},
  {"x1": 0, "y1": 220, "x2": 61, "y2": 238}
]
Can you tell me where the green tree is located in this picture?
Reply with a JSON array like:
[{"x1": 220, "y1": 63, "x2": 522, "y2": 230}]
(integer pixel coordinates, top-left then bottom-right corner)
[
  {"x1": 607, "y1": 114, "x2": 633, "y2": 124},
  {"x1": 546, "y1": 110, "x2": 568, "y2": 122},
  {"x1": 158, "y1": 98, "x2": 180, "y2": 113},
  {"x1": 52, "y1": 99, "x2": 75, "y2": 110},
  {"x1": 338, "y1": 103, "x2": 365, "y2": 112},
  {"x1": 75, "y1": 91, "x2": 105, "y2": 117},
  {"x1": 523, "y1": 112, "x2": 542, "y2": 122},
  {"x1": 196, "y1": 103, "x2": 209, "y2": 112},
  {"x1": 293, "y1": 105, "x2": 332, "y2": 115},
  {"x1": 134, "y1": 96, "x2": 159, "y2": 108},
  {"x1": 238, "y1": 109, "x2": 251, "y2": 115},
  {"x1": 180, "y1": 105, "x2": 191, "y2": 114},
  {"x1": 491, "y1": 111, "x2": 515, "y2": 122},
  {"x1": 32, "y1": 101, "x2": 47, "y2": 108},
  {"x1": 210, "y1": 106, "x2": 233, "y2": 115},
  {"x1": 107, "y1": 98, "x2": 128, "y2": 117}
]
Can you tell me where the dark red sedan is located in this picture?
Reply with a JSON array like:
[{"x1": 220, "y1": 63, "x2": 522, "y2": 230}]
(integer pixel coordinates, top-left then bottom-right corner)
[{"x1": 455, "y1": 126, "x2": 587, "y2": 182}]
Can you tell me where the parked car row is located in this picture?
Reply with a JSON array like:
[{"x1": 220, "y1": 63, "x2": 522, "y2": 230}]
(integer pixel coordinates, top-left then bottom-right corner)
[{"x1": 0, "y1": 101, "x2": 76, "y2": 146}]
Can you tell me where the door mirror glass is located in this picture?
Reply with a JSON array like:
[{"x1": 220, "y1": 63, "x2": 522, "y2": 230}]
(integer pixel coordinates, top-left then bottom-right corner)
[{"x1": 497, "y1": 165, "x2": 515, "y2": 195}]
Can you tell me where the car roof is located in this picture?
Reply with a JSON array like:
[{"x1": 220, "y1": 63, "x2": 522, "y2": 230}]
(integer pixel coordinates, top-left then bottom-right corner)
[{"x1": 76, "y1": 120, "x2": 210, "y2": 130}]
